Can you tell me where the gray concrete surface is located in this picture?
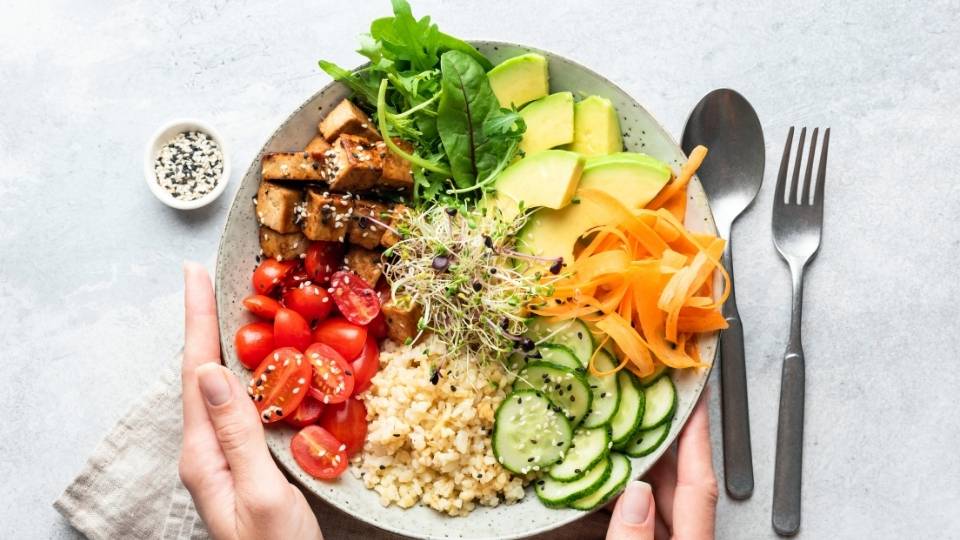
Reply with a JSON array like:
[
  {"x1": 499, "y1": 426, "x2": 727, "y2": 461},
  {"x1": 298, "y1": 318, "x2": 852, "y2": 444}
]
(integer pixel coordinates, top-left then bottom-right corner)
[{"x1": 2, "y1": 0, "x2": 959, "y2": 538}]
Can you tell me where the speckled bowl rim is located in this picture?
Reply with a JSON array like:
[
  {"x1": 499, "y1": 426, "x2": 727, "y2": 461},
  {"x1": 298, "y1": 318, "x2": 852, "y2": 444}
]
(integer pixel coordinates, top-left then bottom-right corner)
[{"x1": 216, "y1": 40, "x2": 719, "y2": 539}]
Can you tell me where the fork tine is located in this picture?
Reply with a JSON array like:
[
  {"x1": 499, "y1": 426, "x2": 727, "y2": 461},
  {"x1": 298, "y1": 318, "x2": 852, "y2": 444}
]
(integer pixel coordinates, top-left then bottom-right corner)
[
  {"x1": 788, "y1": 127, "x2": 807, "y2": 204},
  {"x1": 813, "y1": 128, "x2": 830, "y2": 208},
  {"x1": 774, "y1": 127, "x2": 795, "y2": 206},
  {"x1": 801, "y1": 128, "x2": 819, "y2": 205}
]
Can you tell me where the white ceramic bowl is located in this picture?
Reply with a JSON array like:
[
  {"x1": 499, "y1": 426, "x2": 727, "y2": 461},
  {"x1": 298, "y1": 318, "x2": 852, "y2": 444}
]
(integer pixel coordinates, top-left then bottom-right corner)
[
  {"x1": 216, "y1": 42, "x2": 720, "y2": 539},
  {"x1": 144, "y1": 118, "x2": 231, "y2": 210}
]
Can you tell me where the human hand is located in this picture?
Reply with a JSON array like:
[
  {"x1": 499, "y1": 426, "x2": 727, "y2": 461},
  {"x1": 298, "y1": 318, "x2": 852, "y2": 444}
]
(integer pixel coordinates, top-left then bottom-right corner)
[
  {"x1": 177, "y1": 262, "x2": 323, "y2": 540},
  {"x1": 606, "y1": 395, "x2": 718, "y2": 540}
]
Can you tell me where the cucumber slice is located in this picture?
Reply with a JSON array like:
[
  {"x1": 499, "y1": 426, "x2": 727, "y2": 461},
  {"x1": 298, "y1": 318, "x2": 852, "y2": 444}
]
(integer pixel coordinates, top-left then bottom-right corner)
[
  {"x1": 639, "y1": 375, "x2": 677, "y2": 430},
  {"x1": 548, "y1": 425, "x2": 611, "y2": 482},
  {"x1": 535, "y1": 456, "x2": 611, "y2": 507},
  {"x1": 514, "y1": 362, "x2": 592, "y2": 426},
  {"x1": 638, "y1": 364, "x2": 668, "y2": 386},
  {"x1": 609, "y1": 371, "x2": 644, "y2": 447},
  {"x1": 569, "y1": 452, "x2": 632, "y2": 510},
  {"x1": 536, "y1": 343, "x2": 583, "y2": 371},
  {"x1": 526, "y1": 318, "x2": 593, "y2": 367},
  {"x1": 581, "y1": 349, "x2": 621, "y2": 428},
  {"x1": 623, "y1": 422, "x2": 671, "y2": 458},
  {"x1": 493, "y1": 390, "x2": 573, "y2": 474}
]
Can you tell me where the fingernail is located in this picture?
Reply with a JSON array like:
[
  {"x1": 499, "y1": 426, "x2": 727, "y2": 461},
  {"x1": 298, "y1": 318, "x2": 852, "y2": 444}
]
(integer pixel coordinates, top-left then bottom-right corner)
[
  {"x1": 197, "y1": 365, "x2": 232, "y2": 406},
  {"x1": 621, "y1": 481, "x2": 652, "y2": 525}
]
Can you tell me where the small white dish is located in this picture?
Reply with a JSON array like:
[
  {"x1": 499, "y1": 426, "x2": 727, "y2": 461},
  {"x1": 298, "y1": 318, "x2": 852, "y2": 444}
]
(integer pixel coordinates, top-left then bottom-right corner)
[{"x1": 144, "y1": 118, "x2": 230, "y2": 210}]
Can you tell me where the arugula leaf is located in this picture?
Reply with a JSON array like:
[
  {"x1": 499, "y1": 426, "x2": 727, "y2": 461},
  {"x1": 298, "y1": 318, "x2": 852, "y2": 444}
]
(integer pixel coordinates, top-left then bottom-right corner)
[
  {"x1": 437, "y1": 50, "x2": 524, "y2": 190},
  {"x1": 317, "y1": 60, "x2": 378, "y2": 105}
]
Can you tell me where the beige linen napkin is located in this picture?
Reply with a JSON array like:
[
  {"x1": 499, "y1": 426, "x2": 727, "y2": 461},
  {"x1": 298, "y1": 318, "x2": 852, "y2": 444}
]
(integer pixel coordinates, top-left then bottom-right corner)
[{"x1": 54, "y1": 355, "x2": 607, "y2": 539}]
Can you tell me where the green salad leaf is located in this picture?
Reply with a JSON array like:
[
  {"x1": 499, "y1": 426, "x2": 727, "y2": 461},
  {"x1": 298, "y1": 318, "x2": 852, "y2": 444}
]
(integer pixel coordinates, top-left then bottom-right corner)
[{"x1": 318, "y1": 0, "x2": 521, "y2": 205}]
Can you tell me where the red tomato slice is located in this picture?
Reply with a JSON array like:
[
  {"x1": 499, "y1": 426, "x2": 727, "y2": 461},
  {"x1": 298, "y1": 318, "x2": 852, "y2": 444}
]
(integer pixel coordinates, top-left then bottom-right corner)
[
  {"x1": 305, "y1": 343, "x2": 355, "y2": 404},
  {"x1": 329, "y1": 271, "x2": 380, "y2": 325},
  {"x1": 304, "y1": 241, "x2": 345, "y2": 285},
  {"x1": 234, "y1": 322, "x2": 275, "y2": 369},
  {"x1": 242, "y1": 295, "x2": 282, "y2": 319},
  {"x1": 283, "y1": 284, "x2": 334, "y2": 323},
  {"x1": 274, "y1": 308, "x2": 312, "y2": 352},
  {"x1": 290, "y1": 425, "x2": 348, "y2": 480},
  {"x1": 252, "y1": 259, "x2": 297, "y2": 296},
  {"x1": 313, "y1": 317, "x2": 368, "y2": 360},
  {"x1": 285, "y1": 394, "x2": 325, "y2": 428},
  {"x1": 281, "y1": 267, "x2": 310, "y2": 292},
  {"x1": 351, "y1": 337, "x2": 380, "y2": 394},
  {"x1": 318, "y1": 397, "x2": 368, "y2": 456},
  {"x1": 248, "y1": 347, "x2": 311, "y2": 423}
]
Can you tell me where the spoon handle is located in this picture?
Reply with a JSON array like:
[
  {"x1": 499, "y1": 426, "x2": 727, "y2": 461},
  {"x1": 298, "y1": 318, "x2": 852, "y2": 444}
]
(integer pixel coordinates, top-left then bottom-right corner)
[{"x1": 719, "y1": 242, "x2": 755, "y2": 500}]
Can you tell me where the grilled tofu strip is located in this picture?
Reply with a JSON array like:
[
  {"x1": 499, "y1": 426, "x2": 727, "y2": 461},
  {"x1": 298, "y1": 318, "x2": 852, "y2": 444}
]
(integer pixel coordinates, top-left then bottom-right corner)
[
  {"x1": 380, "y1": 203, "x2": 408, "y2": 248},
  {"x1": 302, "y1": 188, "x2": 354, "y2": 242},
  {"x1": 305, "y1": 135, "x2": 332, "y2": 154},
  {"x1": 347, "y1": 198, "x2": 390, "y2": 249},
  {"x1": 262, "y1": 152, "x2": 326, "y2": 181},
  {"x1": 377, "y1": 140, "x2": 414, "y2": 191},
  {"x1": 318, "y1": 99, "x2": 381, "y2": 142},
  {"x1": 256, "y1": 181, "x2": 303, "y2": 234},
  {"x1": 260, "y1": 227, "x2": 309, "y2": 261},
  {"x1": 323, "y1": 135, "x2": 383, "y2": 192},
  {"x1": 382, "y1": 298, "x2": 422, "y2": 344},
  {"x1": 344, "y1": 246, "x2": 383, "y2": 287}
]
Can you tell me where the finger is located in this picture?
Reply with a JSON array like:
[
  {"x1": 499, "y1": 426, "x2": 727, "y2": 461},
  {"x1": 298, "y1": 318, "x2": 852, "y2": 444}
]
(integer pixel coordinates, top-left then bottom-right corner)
[
  {"x1": 672, "y1": 396, "x2": 719, "y2": 540},
  {"x1": 196, "y1": 364, "x2": 287, "y2": 490},
  {"x1": 183, "y1": 262, "x2": 221, "y2": 436},
  {"x1": 645, "y1": 446, "x2": 677, "y2": 529},
  {"x1": 606, "y1": 481, "x2": 655, "y2": 540}
]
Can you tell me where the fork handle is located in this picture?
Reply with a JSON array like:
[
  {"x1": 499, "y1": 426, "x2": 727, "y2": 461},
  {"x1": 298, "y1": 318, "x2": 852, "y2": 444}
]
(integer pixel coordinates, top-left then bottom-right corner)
[{"x1": 772, "y1": 263, "x2": 807, "y2": 536}]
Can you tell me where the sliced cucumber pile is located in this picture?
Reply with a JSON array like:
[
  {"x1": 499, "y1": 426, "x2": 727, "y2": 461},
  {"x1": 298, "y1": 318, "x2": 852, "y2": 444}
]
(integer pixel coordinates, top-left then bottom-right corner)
[
  {"x1": 493, "y1": 390, "x2": 572, "y2": 474},
  {"x1": 494, "y1": 316, "x2": 682, "y2": 511},
  {"x1": 525, "y1": 318, "x2": 593, "y2": 367}
]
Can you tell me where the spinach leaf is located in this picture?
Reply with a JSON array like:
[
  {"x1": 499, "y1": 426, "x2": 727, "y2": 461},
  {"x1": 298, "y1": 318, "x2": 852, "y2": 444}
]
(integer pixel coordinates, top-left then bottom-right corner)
[{"x1": 437, "y1": 50, "x2": 524, "y2": 190}]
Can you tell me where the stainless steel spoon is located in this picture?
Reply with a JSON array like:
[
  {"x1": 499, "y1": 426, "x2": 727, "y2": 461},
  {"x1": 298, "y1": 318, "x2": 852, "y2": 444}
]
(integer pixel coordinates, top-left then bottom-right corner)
[{"x1": 682, "y1": 88, "x2": 764, "y2": 500}]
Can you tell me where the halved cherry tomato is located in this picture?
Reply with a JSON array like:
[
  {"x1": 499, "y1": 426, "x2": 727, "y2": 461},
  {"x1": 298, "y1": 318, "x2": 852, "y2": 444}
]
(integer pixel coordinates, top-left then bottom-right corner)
[
  {"x1": 304, "y1": 241, "x2": 344, "y2": 285},
  {"x1": 285, "y1": 394, "x2": 325, "y2": 428},
  {"x1": 274, "y1": 308, "x2": 312, "y2": 352},
  {"x1": 290, "y1": 425, "x2": 348, "y2": 479},
  {"x1": 313, "y1": 317, "x2": 367, "y2": 360},
  {"x1": 234, "y1": 322, "x2": 275, "y2": 369},
  {"x1": 351, "y1": 337, "x2": 380, "y2": 394},
  {"x1": 368, "y1": 312, "x2": 388, "y2": 340},
  {"x1": 305, "y1": 343, "x2": 354, "y2": 404},
  {"x1": 242, "y1": 295, "x2": 281, "y2": 319},
  {"x1": 329, "y1": 271, "x2": 380, "y2": 325},
  {"x1": 281, "y1": 266, "x2": 310, "y2": 291},
  {"x1": 252, "y1": 259, "x2": 297, "y2": 296},
  {"x1": 283, "y1": 284, "x2": 334, "y2": 323},
  {"x1": 248, "y1": 347, "x2": 311, "y2": 423},
  {"x1": 318, "y1": 397, "x2": 368, "y2": 456}
]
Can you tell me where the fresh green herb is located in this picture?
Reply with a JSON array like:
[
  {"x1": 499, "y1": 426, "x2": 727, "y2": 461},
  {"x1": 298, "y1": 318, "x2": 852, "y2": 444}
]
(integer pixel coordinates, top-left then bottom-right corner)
[{"x1": 318, "y1": 0, "x2": 523, "y2": 205}]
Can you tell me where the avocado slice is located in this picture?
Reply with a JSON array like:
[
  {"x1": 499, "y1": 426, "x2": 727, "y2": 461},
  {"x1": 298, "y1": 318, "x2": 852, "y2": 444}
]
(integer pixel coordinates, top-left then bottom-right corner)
[
  {"x1": 566, "y1": 96, "x2": 623, "y2": 156},
  {"x1": 519, "y1": 92, "x2": 574, "y2": 155},
  {"x1": 494, "y1": 150, "x2": 585, "y2": 221},
  {"x1": 488, "y1": 53, "x2": 549, "y2": 108},
  {"x1": 516, "y1": 153, "x2": 671, "y2": 265}
]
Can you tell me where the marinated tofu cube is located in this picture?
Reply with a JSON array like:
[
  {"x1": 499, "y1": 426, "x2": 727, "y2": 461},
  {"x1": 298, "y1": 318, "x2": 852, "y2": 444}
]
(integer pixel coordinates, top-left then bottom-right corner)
[
  {"x1": 344, "y1": 246, "x2": 383, "y2": 287},
  {"x1": 348, "y1": 199, "x2": 389, "y2": 249},
  {"x1": 301, "y1": 188, "x2": 353, "y2": 242},
  {"x1": 256, "y1": 181, "x2": 303, "y2": 234},
  {"x1": 377, "y1": 140, "x2": 414, "y2": 191},
  {"x1": 260, "y1": 227, "x2": 308, "y2": 261},
  {"x1": 318, "y1": 99, "x2": 381, "y2": 142},
  {"x1": 380, "y1": 204, "x2": 409, "y2": 248},
  {"x1": 261, "y1": 152, "x2": 326, "y2": 181},
  {"x1": 305, "y1": 135, "x2": 332, "y2": 154},
  {"x1": 382, "y1": 298, "x2": 423, "y2": 344},
  {"x1": 323, "y1": 135, "x2": 383, "y2": 192}
]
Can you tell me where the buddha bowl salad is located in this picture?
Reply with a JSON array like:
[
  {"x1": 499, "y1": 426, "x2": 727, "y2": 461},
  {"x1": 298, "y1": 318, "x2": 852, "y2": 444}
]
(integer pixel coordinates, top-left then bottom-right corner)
[{"x1": 236, "y1": 0, "x2": 729, "y2": 517}]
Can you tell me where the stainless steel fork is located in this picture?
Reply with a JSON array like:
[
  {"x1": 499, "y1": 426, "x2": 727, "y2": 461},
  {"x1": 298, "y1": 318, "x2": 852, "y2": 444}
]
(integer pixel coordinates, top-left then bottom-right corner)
[{"x1": 771, "y1": 126, "x2": 830, "y2": 537}]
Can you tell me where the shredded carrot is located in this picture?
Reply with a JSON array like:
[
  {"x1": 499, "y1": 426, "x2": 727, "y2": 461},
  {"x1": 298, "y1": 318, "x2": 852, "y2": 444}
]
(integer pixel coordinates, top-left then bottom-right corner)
[{"x1": 531, "y1": 146, "x2": 728, "y2": 377}]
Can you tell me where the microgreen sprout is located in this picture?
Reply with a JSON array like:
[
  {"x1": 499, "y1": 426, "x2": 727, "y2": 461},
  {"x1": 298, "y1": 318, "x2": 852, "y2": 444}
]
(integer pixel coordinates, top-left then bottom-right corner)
[{"x1": 384, "y1": 204, "x2": 565, "y2": 363}]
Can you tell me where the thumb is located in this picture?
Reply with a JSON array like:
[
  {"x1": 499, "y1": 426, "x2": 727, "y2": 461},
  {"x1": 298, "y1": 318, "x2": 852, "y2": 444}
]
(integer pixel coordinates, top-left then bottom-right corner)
[
  {"x1": 606, "y1": 481, "x2": 656, "y2": 540},
  {"x1": 196, "y1": 364, "x2": 286, "y2": 488}
]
